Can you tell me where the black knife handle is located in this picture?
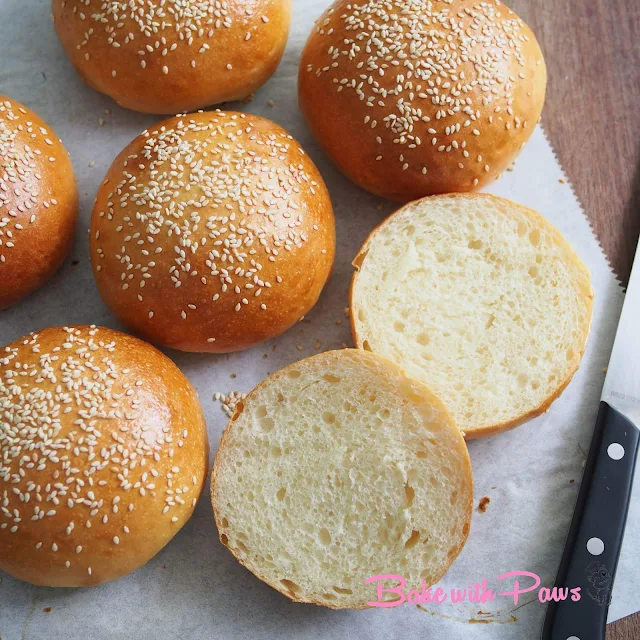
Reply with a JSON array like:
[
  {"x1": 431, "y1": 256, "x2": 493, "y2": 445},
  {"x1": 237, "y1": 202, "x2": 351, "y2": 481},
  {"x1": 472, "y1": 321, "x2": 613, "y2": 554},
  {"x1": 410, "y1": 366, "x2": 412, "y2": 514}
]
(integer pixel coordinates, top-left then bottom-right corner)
[{"x1": 542, "y1": 401, "x2": 640, "y2": 640}]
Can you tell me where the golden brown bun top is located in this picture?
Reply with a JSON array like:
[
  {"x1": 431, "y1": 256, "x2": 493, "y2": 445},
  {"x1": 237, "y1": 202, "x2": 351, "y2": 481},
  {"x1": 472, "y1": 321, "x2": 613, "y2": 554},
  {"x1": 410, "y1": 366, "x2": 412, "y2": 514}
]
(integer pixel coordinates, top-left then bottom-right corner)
[
  {"x1": 0, "y1": 96, "x2": 77, "y2": 309},
  {"x1": 90, "y1": 111, "x2": 335, "y2": 353},
  {"x1": 299, "y1": 0, "x2": 547, "y2": 200},
  {"x1": 0, "y1": 326, "x2": 208, "y2": 587},
  {"x1": 52, "y1": 0, "x2": 292, "y2": 113}
]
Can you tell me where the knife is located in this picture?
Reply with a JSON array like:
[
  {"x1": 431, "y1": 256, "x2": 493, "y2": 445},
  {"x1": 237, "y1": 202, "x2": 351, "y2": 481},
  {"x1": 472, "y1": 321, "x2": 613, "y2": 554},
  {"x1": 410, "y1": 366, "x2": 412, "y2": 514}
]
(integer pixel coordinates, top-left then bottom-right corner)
[{"x1": 542, "y1": 241, "x2": 640, "y2": 640}]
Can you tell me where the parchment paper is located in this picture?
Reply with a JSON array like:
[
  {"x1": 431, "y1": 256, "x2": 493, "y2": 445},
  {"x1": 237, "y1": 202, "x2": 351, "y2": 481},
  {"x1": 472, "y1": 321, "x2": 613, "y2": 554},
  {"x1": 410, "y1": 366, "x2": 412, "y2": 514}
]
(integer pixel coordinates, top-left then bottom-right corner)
[{"x1": 0, "y1": 1, "x2": 637, "y2": 638}]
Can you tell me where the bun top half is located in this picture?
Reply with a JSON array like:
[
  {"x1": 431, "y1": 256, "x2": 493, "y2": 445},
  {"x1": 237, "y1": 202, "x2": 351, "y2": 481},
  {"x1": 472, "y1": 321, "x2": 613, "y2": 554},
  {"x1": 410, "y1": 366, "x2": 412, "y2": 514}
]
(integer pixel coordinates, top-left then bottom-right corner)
[
  {"x1": 299, "y1": 0, "x2": 546, "y2": 200},
  {"x1": 53, "y1": 0, "x2": 292, "y2": 113},
  {"x1": 0, "y1": 325, "x2": 208, "y2": 586},
  {"x1": 0, "y1": 96, "x2": 77, "y2": 309},
  {"x1": 90, "y1": 111, "x2": 335, "y2": 352}
]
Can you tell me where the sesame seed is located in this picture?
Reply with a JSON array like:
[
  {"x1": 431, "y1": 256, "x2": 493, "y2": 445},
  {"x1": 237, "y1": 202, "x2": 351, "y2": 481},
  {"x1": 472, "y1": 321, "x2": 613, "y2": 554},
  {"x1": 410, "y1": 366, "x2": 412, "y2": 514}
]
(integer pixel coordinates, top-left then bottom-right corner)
[{"x1": 214, "y1": 391, "x2": 246, "y2": 417}]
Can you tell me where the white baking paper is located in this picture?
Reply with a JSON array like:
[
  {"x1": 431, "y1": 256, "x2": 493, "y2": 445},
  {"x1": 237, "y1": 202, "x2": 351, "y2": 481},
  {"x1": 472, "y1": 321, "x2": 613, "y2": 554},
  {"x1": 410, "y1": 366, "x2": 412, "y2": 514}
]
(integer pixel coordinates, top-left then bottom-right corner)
[{"x1": 0, "y1": 1, "x2": 637, "y2": 638}]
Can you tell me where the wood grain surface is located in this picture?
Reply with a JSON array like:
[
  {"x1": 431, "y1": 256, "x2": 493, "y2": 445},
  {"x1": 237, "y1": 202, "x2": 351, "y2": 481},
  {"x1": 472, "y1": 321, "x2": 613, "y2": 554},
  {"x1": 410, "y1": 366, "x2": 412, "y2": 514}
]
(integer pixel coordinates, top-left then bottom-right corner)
[
  {"x1": 511, "y1": 0, "x2": 640, "y2": 286},
  {"x1": 509, "y1": 0, "x2": 640, "y2": 637}
]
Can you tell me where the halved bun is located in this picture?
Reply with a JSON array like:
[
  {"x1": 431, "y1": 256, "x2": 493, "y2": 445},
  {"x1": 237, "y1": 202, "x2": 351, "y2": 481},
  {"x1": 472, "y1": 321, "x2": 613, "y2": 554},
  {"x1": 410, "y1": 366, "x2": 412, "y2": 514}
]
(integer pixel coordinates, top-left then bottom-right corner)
[
  {"x1": 351, "y1": 193, "x2": 593, "y2": 438},
  {"x1": 211, "y1": 349, "x2": 473, "y2": 609}
]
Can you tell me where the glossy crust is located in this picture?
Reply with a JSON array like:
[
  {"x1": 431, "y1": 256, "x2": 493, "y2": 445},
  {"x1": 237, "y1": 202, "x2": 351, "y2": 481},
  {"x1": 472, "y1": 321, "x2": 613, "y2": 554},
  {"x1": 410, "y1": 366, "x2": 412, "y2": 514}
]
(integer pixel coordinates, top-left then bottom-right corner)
[
  {"x1": 349, "y1": 193, "x2": 594, "y2": 439},
  {"x1": 211, "y1": 349, "x2": 473, "y2": 609},
  {"x1": 0, "y1": 96, "x2": 77, "y2": 309},
  {"x1": 52, "y1": 0, "x2": 292, "y2": 114},
  {"x1": 299, "y1": 0, "x2": 547, "y2": 201},
  {"x1": 90, "y1": 111, "x2": 335, "y2": 353},
  {"x1": 0, "y1": 326, "x2": 209, "y2": 587}
]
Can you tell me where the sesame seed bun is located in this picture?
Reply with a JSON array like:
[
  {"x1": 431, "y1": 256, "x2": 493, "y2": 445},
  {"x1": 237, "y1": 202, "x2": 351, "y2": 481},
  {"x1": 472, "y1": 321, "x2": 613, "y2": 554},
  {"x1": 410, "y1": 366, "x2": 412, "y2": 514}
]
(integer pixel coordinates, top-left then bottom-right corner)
[
  {"x1": 52, "y1": 0, "x2": 292, "y2": 114},
  {"x1": 298, "y1": 0, "x2": 547, "y2": 201},
  {"x1": 90, "y1": 111, "x2": 335, "y2": 353},
  {"x1": 0, "y1": 325, "x2": 209, "y2": 587},
  {"x1": 0, "y1": 96, "x2": 78, "y2": 310}
]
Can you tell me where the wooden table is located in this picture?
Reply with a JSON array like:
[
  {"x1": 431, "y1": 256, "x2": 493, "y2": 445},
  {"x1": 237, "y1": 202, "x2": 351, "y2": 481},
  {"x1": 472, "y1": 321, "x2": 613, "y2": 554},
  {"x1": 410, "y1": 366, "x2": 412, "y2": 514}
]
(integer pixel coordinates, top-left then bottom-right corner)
[{"x1": 510, "y1": 0, "x2": 640, "y2": 637}]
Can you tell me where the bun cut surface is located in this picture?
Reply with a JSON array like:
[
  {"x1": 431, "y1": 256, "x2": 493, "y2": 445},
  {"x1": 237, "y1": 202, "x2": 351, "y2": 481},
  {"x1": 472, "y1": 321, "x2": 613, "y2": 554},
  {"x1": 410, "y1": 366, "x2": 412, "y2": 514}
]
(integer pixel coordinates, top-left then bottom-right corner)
[
  {"x1": 212, "y1": 349, "x2": 472, "y2": 609},
  {"x1": 351, "y1": 194, "x2": 593, "y2": 437}
]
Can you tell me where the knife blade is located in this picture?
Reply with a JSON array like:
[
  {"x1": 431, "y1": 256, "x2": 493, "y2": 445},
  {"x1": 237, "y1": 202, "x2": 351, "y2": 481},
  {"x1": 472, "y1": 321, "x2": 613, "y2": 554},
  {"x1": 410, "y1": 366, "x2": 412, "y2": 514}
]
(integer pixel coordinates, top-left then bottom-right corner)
[
  {"x1": 542, "y1": 241, "x2": 640, "y2": 640},
  {"x1": 601, "y1": 254, "x2": 640, "y2": 424}
]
